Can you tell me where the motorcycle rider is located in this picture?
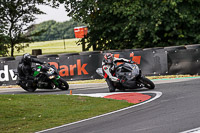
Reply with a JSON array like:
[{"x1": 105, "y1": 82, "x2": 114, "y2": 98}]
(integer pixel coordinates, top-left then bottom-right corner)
[
  {"x1": 102, "y1": 53, "x2": 134, "y2": 91},
  {"x1": 17, "y1": 53, "x2": 44, "y2": 87}
]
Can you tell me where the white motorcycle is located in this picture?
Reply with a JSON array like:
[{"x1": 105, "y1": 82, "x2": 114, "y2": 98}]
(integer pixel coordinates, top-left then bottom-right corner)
[{"x1": 96, "y1": 62, "x2": 155, "y2": 92}]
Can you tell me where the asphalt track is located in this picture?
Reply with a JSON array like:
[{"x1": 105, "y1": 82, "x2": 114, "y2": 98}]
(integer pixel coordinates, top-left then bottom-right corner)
[{"x1": 1, "y1": 78, "x2": 200, "y2": 133}]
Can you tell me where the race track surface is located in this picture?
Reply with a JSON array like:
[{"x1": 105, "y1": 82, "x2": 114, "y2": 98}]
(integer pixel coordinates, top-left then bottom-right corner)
[{"x1": 1, "y1": 78, "x2": 200, "y2": 133}]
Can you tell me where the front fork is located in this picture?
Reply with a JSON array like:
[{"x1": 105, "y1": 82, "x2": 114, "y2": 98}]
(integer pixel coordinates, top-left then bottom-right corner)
[
  {"x1": 136, "y1": 69, "x2": 144, "y2": 88},
  {"x1": 139, "y1": 69, "x2": 142, "y2": 77},
  {"x1": 52, "y1": 75, "x2": 60, "y2": 87}
]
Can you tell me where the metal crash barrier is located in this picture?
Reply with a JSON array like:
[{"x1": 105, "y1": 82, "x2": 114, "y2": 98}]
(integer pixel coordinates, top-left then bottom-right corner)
[{"x1": 0, "y1": 44, "x2": 200, "y2": 86}]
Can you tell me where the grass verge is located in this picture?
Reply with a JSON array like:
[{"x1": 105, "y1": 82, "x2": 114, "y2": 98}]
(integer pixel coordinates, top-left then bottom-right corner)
[
  {"x1": 0, "y1": 75, "x2": 199, "y2": 132},
  {"x1": 13, "y1": 38, "x2": 93, "y2": 56},
  {"x1": 13, "y1": 39, "x2": 81, "y2": 56},
  {"x1": 0, "y1": 95, "x2": 132, "y2": 133}
]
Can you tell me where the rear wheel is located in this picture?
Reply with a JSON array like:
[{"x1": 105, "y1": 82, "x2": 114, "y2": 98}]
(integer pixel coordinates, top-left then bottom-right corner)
[
  {"x1": 58, "y1": 78, "x2": 69, "y2": 90},
  {"x1": 20, "y1": 83, "x2": 37, "y2": 92},
  {"x1": 139, "y1": 77, "x2": 155, "y2": 89},
  {"x1": 25, "y1": 87, "x2": 37, "y2": 92}
]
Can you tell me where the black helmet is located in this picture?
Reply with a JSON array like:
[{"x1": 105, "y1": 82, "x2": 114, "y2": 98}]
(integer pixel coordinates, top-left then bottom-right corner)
[
  {"x1": 23, "y1": 53, "x2": 31, "y2": 63},
  {"x1": 104, "y1": 53, "x2": 113, "y2": 64}
]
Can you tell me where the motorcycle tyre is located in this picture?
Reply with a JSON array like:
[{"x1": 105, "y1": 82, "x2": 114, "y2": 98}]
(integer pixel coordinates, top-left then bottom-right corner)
[
  {"x1": 58, "y1": 78, "x2": 69, "y2": 90},
  {"x1": 20, "y1": 83, "x2": 37, "y2": 92},
  {"x1": 106, "y1": 78, "x2": 116, "y2": 92},
  {"x1": 139, "y1": 77, "x2": 155, "y2": 89}
]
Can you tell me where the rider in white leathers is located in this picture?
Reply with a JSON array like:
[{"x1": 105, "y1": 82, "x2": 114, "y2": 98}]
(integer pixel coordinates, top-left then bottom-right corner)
[{"x1": 102, "y1": 53, "x2": 134, "y2": 91}]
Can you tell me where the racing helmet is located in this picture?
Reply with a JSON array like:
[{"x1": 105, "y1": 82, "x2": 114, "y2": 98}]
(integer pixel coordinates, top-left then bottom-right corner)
[
  {"x1": 104, "y1": 53, "x2": 113, "y2": 64},
  {"x1": 23, "y1": 53, "x2": 32, "y2": 63}
]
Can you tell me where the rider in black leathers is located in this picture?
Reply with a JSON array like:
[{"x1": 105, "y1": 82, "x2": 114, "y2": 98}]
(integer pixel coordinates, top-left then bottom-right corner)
[{"x1": 17, "y1": 53, "x2": 44, "y2": 86}]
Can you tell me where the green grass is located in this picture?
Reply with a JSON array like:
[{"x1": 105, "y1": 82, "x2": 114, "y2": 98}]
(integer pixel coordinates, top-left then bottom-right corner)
[
  {"x1": 13, "y1": 38, "x2": 91, "y2": 56},
  {"x1": 0, "y1": 95, "x2": 133, "y2": 133}
]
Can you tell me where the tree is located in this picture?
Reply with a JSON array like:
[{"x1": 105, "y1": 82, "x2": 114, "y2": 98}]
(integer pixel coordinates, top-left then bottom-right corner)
[
  {"x1": 0, "y1": 0, "x2": 59, "y2": 57},
  {"x1": 60, "y1": 0, "x2": 200, "y2": 50},
  {"x1": 0, "y1": 5, "x2": 9, "y2": 56},
  {"x1": 0, "y1": 35, "x2": 9, "y2": 56}
]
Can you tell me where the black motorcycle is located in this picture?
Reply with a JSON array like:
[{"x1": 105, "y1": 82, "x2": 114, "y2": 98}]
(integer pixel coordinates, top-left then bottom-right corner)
[
  {"x1": 14, "y1": 63, "x2": 69, "y2": 92},
  {"x1": 96, "y1": 62, "x2": 155, "y2": 92}
]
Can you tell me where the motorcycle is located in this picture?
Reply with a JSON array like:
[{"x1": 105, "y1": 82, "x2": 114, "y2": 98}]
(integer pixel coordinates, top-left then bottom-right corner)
[
  {"x1": 14, "y1": 63, "x2": 69, "y2": 92},
  {"x1": 96, "y1": 62, "x2": 155, "y2": 92}
]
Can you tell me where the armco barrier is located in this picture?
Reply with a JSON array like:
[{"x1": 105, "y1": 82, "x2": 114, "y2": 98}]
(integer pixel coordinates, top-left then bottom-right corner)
[
  {"x1": 0, "y1": 59, "x2": 19, "y2": 85},
  {"x1": 0, "y1": 45, "x2": 200, "y2": 86},
  {"x1": 167, "y1": 49, "x2": 200, "y2": 75}
]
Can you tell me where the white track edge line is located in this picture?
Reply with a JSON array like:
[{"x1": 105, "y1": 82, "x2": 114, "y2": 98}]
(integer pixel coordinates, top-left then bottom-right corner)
[
  {"x1": 36, "y1": 91, "x2": 162, "y2": 133},
  {"x1": 179, "y1": 127, "x2": 200, "y2": 133}
]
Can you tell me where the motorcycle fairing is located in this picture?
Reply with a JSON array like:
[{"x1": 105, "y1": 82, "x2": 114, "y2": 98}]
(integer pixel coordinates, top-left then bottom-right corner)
[{"x1": 33, "y1": 66, "x2": 42, "y2": 77}]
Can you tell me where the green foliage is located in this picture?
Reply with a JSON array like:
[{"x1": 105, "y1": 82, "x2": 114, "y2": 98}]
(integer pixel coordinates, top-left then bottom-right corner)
[
  {"x1": 0, "y1": 43, "x2": 9, "y2": 57},
  {"x1": 61, "y1": 0, "x2": 200, "y2": 50},
  {"x1": 0, "y1": 0, "x2": 59, "y2": 57},
  {"x1": 29, "y1": 19, "x2": 86, "y2": 41},
  {"x1": 0, "y1": 33, "x2": 9, "y2": 56}
]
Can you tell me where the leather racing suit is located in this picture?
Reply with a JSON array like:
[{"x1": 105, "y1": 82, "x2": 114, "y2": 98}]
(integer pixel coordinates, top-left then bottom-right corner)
[{"x1": 102, "y1": 57, "x2": 133, "y2": 82}]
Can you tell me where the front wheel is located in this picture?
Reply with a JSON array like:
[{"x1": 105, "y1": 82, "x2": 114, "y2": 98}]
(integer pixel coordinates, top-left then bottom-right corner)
[
  {"x1": 138, "y1": 77, "x2": 155, "y2": 89},
  {"x1": 58, "y1": 78, "x2": 69, "y2": 90}
]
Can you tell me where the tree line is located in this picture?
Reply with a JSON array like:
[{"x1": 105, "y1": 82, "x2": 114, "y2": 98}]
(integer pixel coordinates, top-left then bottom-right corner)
[{"x1": 28, "y1": 19, "x2": 85, "y2": 41}]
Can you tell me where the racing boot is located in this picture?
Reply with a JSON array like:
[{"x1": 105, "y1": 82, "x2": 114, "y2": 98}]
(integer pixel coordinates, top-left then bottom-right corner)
[{"x1": 106, "y1": 78, "x2": 116, "y2": 92}]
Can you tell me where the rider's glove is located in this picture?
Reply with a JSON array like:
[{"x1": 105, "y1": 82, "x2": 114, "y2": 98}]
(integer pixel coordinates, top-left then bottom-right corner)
[{"x1": 34, "y1": 77, "x2": 39, "y2": 81}]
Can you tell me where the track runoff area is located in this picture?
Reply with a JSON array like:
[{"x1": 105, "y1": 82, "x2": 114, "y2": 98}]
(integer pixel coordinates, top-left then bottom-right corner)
[
  {"x1": 36, "y1": 76, "x2": 200, "y2": 133},
  {"x1": 36, "y1": 91, "x2": 162, "y2": 133}
]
